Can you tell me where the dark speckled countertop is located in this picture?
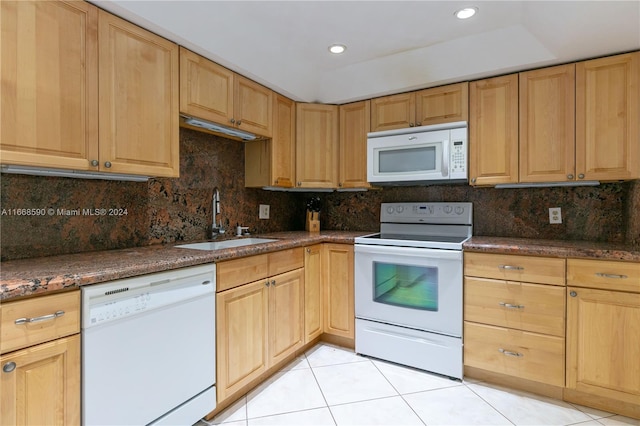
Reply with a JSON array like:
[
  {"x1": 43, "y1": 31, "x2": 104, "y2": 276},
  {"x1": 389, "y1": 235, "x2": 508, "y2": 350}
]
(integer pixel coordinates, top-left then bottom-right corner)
[
  {"x1": 2, "y1": 232, "x2": 639, "y2": 302},
  {"x1": 464, "y1": 237, "x2": 640, "y2": 262},
  {"x1": 0, "y1": 231, "x2": 368, "y2": 302}
]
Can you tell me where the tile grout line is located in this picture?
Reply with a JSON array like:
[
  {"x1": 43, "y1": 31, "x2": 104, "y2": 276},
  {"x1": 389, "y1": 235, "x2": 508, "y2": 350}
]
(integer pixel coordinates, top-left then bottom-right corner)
[
  {"x1": 305, "y1": 348, "x2": 339, "y2": 426},
  {"x1": 462, "y1": 381, "x2": 516, "y2": 426}
]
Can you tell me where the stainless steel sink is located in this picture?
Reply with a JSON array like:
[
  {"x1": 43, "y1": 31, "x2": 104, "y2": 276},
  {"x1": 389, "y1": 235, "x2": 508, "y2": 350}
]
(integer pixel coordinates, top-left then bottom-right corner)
[{"x1": 175, "y1": 238, "x2": 277, "y2": 251}]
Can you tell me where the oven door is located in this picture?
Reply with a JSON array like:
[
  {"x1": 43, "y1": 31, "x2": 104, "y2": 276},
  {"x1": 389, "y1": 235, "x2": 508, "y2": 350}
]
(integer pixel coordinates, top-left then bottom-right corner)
[{"x1": 354, "y1": 244, "x2": 462, "y2": 337}]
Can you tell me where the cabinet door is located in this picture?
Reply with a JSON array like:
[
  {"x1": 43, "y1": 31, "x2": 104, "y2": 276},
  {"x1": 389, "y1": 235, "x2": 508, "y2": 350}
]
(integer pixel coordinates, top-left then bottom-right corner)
[
  {"x1": 416, "y1": 82, "x2": 469, "y2": 127},
  {"x1": 0, "y1": 0, "x2": 98, "y2": 171},
  {"x1": 235, "y1": 76, "x2": 272, "y2": 137},
  {"x1": 576, "y1": 52, "x2": 639, "y2": 181},
  {"x1": 304, "y1": 245, "x2": 323, "y2": 343},
  {"x1": 1, "y1": 335, "x2": 80, "y2": 426},
  {"x1": 339, "y1": 101, "x2": 370, "y2": 189},
  {"x1": 179, "y1": 47, "x2": 234, "y2": 126},
  {"x1": 469, "y1": 74, "x2": 519, "y2": 185},
  {"x1": 271, "y1": 94, "x2": 296, "y2": 187},
  {"x1": 323, "y1": 244, "x2": 354, "y2": 339},
  {"x1": 216, "y1": 280, "x2": 268, "y2": 402},
  {"x1": 370, "y1": 92, "x2": 416, "y2": 131},
  {"x1": 519, "y1": 64, "x2": 575, "y2": 183},
  {"x1": 566, "y1": 287, "x2": 640, "y2": 406},
  {"x1": 296, "y1": 103, "x2": 339, "y2": 188},
  {"x1": 268, "y1": 269, "x2": 304, "y2": 366},
  {"x1": 98, "y1": 10, "x2": 179, "y2": 177}
]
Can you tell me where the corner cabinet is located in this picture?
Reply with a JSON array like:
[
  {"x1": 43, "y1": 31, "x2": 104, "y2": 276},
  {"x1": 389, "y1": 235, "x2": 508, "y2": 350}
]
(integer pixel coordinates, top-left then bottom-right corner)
[
  {"x1": 295, "y1": 103, "x2": 339, "y2": 189},
  {"x1": 565, "y1": 259, "x2": 640, "y2": 418},
  {"x1": 576, "y1": 52, "x2": 639, "y2": 180},
  {"x1": 245, "y1": 93, "x2": 295, "y2": 188},
  {"x1": 339, "y1": 101, "x2": 370, "y2": 189},
  {"x1": 0, "y1": 0, "x2": 99, "y2": 171},
  {"x1": 468, "y1": 74, "x2": 519, "y2": 186},
  {"x1": 1, "y1": 291, "x2": 81, "y2": 426},
  {"x1": 98, "y1": 10, "x2": 179, "y2": 177}
]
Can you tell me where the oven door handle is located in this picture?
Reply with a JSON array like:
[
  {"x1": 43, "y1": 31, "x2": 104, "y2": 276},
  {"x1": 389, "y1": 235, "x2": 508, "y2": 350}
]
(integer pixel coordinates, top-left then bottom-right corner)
[{"x1": 355, "y1": 244, "x2": 462, "y2": 260}]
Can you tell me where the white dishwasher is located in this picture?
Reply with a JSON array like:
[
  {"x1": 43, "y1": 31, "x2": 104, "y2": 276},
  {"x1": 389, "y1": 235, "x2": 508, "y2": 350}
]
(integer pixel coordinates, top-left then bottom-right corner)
[{"x1": 82, "y1": 264, "x2": 216, "y2": 426}]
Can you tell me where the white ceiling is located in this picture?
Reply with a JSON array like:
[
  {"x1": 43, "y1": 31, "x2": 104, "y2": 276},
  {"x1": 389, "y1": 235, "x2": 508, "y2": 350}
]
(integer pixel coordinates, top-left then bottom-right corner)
[{"x1": 93, "y1": 1, "x2": 640, "y2": 104}]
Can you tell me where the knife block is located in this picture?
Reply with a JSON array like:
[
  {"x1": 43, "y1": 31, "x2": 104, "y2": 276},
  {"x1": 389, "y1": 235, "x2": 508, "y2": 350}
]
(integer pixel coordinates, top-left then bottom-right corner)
[{"x1": 305, "y1": 210, "x2": 320, "y2": 233}]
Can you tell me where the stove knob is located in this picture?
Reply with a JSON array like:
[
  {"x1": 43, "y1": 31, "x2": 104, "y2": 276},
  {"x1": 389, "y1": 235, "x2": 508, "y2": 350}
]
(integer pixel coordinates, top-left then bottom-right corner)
[
  {"x1": 386, "y1": 206, "x2": 395, "y2": 214},
  {"x1": 455, "y1": 206, "x2": 464, "y2": 215},
  {"x1": 396, "y1": 206, "x2": 404, "y2": 213},
  {"x1": 443, "y1": 205, "x2": 453, "y2": 214}
]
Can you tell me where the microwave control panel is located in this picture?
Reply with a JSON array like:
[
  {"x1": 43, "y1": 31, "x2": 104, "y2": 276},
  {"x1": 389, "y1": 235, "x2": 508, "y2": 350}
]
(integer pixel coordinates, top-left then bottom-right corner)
[{"x1": 449, "y1": 128, "x2": 467, "y2": 179}]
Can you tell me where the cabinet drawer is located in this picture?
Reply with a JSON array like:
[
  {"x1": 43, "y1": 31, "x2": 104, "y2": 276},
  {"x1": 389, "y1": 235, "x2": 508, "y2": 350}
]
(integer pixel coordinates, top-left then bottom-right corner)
[
  {"x1": 567, "y1": 259, "x2": 640, "y2": 293},
  {"x1": 465, "y1": 252, "x2": 565, "y2": 285},
  {"x1": 464, "y1": 322, "x2": 565, "y2": 386},
  {"x1": 268, "y1": 248, "x2": 303, "y2": 276},
  {"x1": 217, "y1": 254, "x2": 269, "y2": 292},
  {"x1": 1, "y1": 291, "x2": 80, "y2": 354},
  {"x1": 464, "y1": 277, "x2": 565, "y2": 336}
]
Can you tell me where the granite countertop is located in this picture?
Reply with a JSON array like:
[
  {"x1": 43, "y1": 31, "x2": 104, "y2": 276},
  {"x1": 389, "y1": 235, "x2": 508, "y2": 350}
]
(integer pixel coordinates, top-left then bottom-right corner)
[
  {"x1": 0, "y1": 231, "x2": 369, "y2": 302},
  {"x1": 2, "y1": 232, "x2": 639, "y2": 302},
  {"x1": 464, "y1": 236, "x2": 640, "y2": 262}
]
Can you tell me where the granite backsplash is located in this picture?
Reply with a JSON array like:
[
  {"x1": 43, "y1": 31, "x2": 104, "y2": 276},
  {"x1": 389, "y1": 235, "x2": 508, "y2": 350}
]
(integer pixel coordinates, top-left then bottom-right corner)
[{"x1": 1, "y1": 128, "x2": 638, "y2": 260}]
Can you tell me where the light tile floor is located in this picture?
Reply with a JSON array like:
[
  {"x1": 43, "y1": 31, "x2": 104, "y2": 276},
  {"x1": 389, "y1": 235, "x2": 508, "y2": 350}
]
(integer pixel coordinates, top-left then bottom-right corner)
[{"x1": 198, "y1": 343, "x2": 639, "y2": 426}]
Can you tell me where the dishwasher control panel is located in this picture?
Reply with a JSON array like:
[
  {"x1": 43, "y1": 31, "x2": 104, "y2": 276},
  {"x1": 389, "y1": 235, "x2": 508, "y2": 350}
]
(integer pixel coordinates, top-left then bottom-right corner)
[{"x1": 82, "y1": 264, "x2": 216, "y2": 328}]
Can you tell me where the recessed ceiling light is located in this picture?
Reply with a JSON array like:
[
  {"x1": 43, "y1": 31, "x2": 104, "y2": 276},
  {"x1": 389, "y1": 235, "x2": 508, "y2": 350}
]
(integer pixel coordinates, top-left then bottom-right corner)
[
  {"x1": 455, "y1": 7, "x2": 477, "y2": 19},
  {"x1": 328, "y1": 44, "x2": 346, "y2": 54}
]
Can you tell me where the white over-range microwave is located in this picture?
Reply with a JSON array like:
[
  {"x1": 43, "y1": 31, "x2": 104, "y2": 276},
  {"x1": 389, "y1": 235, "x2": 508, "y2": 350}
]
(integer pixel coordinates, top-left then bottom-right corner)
[{"x1": 367, "y1": 121, "x2": 468, "y2": 185}]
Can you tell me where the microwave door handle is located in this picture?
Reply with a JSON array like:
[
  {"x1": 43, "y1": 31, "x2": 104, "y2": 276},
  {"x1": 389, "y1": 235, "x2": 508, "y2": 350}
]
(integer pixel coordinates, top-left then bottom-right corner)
[{"x1": 442, "y1": 140, "x2": 449, "y2": 177}]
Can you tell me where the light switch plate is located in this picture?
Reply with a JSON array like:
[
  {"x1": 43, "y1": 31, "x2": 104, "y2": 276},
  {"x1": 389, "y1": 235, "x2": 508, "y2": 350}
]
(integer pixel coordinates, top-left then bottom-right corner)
[
  {"x1": 549, "y1": 207, "x2": 562, "y2": 224},
  {"x1": 259, "y1": 204, "x2": 270, "y2": 219}
]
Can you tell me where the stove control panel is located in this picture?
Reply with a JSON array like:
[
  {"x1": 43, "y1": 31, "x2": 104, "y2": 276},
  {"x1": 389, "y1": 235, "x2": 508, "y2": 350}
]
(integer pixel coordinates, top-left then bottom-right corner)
[{"x1": 381, "y1": 202, "x2": 472, "y2": 225}]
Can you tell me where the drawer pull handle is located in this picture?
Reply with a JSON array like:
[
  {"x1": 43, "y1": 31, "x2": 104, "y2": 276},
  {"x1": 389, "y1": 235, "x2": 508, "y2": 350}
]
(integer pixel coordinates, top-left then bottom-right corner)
[
  {"x1": 15, "y1": 310, "x2": 65, "y2": 325},
  {"x1": 595, "y1": 273, "x2": 628, "y2": 279},
  {"x1": 499, "y1": 348, "x2": 523, "y2": 357},
  {"x1": 499, "y1": 302, "x2": 524, "y2": 309},
  {"x1": 499, "y1": 265, "x2": 524, "y2": 271}
]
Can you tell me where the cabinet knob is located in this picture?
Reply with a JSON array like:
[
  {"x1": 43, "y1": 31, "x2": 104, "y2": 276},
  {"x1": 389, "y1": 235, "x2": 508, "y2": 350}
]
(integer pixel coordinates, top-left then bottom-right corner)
[
  {"x1": 104, "y1": 161, "x2": 112, "y2": 168},
  {"x1": 306, "y1": 248, "x2": 311, "y2": 253},
  {"x1": 230, "y1": 118, "x2": 236, "y2": 124},
  {"x1": 274, "y1": 179, "x2": 279, "y2": 185},
  {"x1": 265, "y1": 281, "x2": 270, "y2": 287},
  {"x1": 3, "y1": 362, "x2": 16, "y2": 373},
  {"x1": 578, "y1": 174, "x2": 585, "y2": 179},
  {"x1": 570, "y1": 291, "x2": 577, "y2": 297},
  {"x1": 567, "y1": 174, "x2": 574, "y2": 180},
  {"x1": 271, "y1": 280, "x2": 276, "y2": 286},
  {"x1": 409, "y1": 123, "x2": 415, "y2": 127},
  {"x1": 91, "y1": 160, "x2": 99, "y2": 167},
  {"x1": 416, "y1": 122, "x2": 421, "y2": 126},
  {"x1": 471, "y1": 178, "x2": 477, "y2": 184},
  {"x1": 297, "y1": 182, "x2": 302, "y2": 187},
  {"x1": 237, "y1": 120, "x2": 242, "y2": 126}
]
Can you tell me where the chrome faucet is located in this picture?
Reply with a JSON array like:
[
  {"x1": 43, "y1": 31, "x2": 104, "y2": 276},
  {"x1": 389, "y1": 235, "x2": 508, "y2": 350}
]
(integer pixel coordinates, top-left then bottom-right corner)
[{"x1": 210, "y1": 188, "x2": 225, "y2": 239}]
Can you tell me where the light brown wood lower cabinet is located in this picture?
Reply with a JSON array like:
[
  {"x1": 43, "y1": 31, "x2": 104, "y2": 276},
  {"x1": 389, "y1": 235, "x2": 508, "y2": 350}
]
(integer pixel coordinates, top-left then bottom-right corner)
[
  {"x1": 304, "y1": 245, "x2": 323, "y2": 343},
  {"x1": 1, "y1": 334, "x2": 81, "y2": 426},
  {"x1": 323, "y1": 244, "x2": 355, "y2": 339},
  {"x1": 215, "y1": 250, "x2": 304, "y2": 403}
]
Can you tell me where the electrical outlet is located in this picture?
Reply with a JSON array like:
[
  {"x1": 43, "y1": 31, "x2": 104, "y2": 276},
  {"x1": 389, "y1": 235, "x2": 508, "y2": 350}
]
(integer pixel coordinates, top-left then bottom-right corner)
[
  {"x1": 549, "y1": 207, "x2": 562, "y2": 224},
  {"x1": 259, "y1": 204, "x2": 270, "y2": 219}
]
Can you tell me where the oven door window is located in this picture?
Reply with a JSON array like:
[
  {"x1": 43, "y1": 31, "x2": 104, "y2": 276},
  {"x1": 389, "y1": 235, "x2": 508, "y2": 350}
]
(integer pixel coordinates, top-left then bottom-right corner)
[{"x1": 372, "y1": 262, "x2": 438, "y2": 311}]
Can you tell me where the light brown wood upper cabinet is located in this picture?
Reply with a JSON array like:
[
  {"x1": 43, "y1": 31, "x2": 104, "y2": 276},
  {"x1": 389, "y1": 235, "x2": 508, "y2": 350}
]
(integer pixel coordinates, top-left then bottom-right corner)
[
  {"x1": 99, "y1": 10, "x2": 179, "y2": 177},
  {"x1": 519, "y1": 64, "x2": 576, "y2": 183},
  {"x1": 179, "y1": 47, "x2": 272, "y2": 138},
  {"x1": 296, "y1": 103, "x2": 339, "y2": 188},
  {"x1": 245, "y1": 93, "x2": 295, "y2": 188},
  {"x1": 1, "y1": 3, "x2": 180, "y2": 178},
  {"x1": 469, "y1": 74, "x2": 519, "y2": 186},
  {"x1": 370, "y1": 83, "x2": 468, "y2": 132},
  {"x1": 576, "y1": 52, "x2": 639, "y2": 181},
  {"x1": 339, "y1": 101, "x2": 370, "y2": 189},
  {"x1": 0, "y1": 0, "x2": 98, "y2": 171}
]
